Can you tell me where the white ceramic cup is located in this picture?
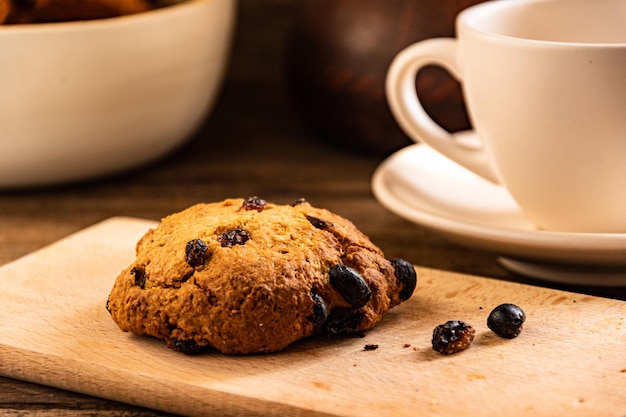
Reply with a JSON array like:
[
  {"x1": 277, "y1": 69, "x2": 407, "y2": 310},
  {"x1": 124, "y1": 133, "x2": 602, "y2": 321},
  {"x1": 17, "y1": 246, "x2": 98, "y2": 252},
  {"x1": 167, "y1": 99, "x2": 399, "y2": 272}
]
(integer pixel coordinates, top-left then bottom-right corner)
[{"x1": 386, "y1": 0, "x2": 626, "y2": 233}]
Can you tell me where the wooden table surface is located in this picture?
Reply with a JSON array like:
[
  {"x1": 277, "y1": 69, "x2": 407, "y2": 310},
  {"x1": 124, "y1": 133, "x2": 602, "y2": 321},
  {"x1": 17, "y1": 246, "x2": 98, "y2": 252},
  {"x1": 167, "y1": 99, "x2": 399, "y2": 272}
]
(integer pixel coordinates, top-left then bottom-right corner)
[{"x1": 1, "y1": 1, "x2": 624, "y2": 415}]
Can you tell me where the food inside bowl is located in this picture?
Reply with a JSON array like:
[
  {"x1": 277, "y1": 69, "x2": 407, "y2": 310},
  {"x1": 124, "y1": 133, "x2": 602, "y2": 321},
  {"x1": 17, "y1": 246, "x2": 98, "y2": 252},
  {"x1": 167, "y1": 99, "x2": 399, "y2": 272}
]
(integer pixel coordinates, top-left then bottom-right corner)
[{"x1": 0, "y1": 0, "x2": 187, "y2": 24}]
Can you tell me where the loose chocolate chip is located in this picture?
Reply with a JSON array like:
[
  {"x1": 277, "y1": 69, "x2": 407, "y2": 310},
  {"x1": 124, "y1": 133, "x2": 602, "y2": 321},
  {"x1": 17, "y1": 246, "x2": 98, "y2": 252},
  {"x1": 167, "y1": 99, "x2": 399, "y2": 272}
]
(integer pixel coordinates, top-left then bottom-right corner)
[
  {"x1": 292, "y1": 197, "x2": 307, "y2": 206},
  {"x1": 306, "y1": 215, "x2": 332, "y2": 230},
  {"x1": 487, "y1": 303, "x2": 526, "y2": 339},
  {"x1": 323, "y1": 308, "x2": 364, "y2": 335},
  {"x1": 307, "y1": 292, "x2": 328, "y2": 325},
  {"x1": 185, "y1": 239, "x2": 209, "y2": 268},
  {"x1": 391, "y1": 259, "x2": 417, "y2": 300},
  {"x1": 432, "y1": 320, "x2": 476, "y2": 354},
  {"x1": 131, "y1": 266, "x2": 146, "y2": 289},
  {"x1": 329, "y1": 265, "x2": 372, "y2": 308},
  {"x1": 168, "y1": 337, "x2": 204, "y2": 355},
  {"x1": 242, "y1": 196, "x2": 267, "y2": 212},
  {"x1": 219, "y1": 229, "x2": 250, "y2": 247}
]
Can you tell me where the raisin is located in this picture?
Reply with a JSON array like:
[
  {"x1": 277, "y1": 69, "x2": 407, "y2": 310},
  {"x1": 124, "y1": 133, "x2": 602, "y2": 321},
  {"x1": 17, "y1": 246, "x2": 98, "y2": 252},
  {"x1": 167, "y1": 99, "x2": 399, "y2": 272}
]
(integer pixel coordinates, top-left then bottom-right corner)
[
  {"x1": 329, "y1": 265, "x2": 372, "y2": 308},
  {"x1": 487, "y1": 303, "x2": 526, "y2": 339},
  {"x1": 391, "y1": 258, "x2": 417, "y2": 300},
  {"x1": 185, "y1": 239, "x2": 209, "y2": 267},
  {"x1": 307, "y1": 292, "x2": 328, "y2": 325},
  {"x1": 323, "y1": 308, "x2": 364, "y2": 335},
  {"x1": 432, "y1": 320, "x2": 475, "y2": 354},
  {"x1": 131, "y1": 266, "x2": 146, "y2": 289},
  {"x1": 306, "y1": 215, "x2": 332, "y2": 230},
  {"x1": 167, "y1": 337, "x2": 204, "y2": 355},
  {"x1": 292, "y1": 197, "x2": 307, "y2": 206},
  {"x1": 219, "y1": 229, "x2": 250, "y2": 247},
  {"x1": 242, "y1": 196, "x2": 267, "y2": 212}
]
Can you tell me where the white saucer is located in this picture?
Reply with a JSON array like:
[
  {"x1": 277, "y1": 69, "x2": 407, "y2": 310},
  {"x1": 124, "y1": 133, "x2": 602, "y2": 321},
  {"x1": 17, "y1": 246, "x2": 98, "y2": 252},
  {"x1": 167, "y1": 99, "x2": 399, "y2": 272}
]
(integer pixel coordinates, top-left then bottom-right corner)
[{"x1": 371, "y1": 132, "x2": 626, "y2": 286}]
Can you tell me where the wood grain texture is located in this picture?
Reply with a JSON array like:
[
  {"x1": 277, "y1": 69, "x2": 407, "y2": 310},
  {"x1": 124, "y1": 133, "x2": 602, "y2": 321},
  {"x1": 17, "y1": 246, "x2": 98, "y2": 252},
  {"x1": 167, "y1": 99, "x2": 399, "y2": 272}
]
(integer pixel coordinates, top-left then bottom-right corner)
[{"x1": 0, "y1": 218, "x2": 624, "y2": 417}]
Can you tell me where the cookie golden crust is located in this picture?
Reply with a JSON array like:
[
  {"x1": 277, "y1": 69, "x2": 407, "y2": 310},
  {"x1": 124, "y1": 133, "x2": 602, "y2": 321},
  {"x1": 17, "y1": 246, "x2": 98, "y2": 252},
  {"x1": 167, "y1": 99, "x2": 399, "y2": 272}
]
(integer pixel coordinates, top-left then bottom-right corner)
[{"x1": 106, "y1": 198, "x2": 417, "y2": 354}]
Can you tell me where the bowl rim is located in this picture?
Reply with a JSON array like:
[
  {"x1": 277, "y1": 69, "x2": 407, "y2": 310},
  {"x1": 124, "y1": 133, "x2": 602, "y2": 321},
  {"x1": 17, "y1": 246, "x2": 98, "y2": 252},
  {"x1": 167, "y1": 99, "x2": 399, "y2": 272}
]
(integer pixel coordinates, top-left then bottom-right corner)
[{"x1": 0, "y1": 0, "x2": 217, "y2": 33}]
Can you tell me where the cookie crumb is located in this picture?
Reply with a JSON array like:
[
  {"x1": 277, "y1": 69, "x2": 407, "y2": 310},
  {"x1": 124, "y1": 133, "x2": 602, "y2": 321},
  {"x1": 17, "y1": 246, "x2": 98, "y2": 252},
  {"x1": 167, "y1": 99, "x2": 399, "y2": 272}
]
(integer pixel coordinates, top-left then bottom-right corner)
[
  {"x1": 363, "y1": 344, "x2": 379, "y2": 351},
  {"x1": 432, "y1": 320, "x2": 475, "y2": 354}
]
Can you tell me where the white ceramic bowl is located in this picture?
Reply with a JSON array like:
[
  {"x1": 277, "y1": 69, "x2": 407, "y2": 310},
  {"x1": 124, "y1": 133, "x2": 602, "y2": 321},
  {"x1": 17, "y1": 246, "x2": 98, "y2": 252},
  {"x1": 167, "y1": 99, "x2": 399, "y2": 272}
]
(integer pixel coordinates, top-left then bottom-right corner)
[{"x1": 0, "y1": 0, "x2": 236, "y2": 187}]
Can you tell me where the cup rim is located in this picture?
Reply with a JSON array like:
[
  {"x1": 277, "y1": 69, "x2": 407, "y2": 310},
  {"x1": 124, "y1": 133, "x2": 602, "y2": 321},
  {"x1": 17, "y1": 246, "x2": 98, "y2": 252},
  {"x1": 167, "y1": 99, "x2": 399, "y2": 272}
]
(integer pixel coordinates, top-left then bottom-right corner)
[{"x1": 458, "y1": 0, "x2": 626, "y2": 47}]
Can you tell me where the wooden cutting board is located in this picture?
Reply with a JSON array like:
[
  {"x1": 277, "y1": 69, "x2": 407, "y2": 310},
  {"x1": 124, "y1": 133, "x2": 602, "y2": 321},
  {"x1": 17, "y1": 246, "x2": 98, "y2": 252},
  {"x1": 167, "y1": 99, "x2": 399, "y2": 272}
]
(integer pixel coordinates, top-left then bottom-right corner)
[{"x1": 0, "y1": 217, "x2": 624, "y2": 417}]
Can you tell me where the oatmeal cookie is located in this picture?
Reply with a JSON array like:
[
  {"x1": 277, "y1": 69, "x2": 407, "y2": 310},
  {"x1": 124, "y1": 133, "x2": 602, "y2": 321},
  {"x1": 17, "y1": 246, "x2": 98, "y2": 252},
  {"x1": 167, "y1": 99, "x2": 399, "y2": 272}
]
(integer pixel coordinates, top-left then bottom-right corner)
[{"x1": 106, "y1": 197, "x2": 417, "y2": 354}]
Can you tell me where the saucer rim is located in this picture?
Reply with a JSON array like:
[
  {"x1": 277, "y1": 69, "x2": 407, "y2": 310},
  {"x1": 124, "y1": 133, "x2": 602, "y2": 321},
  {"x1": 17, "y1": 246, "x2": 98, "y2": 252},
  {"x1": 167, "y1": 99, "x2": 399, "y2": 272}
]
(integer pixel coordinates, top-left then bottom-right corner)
[
  {"x1": 371, "y1": 141, "x2": 626, "y2": 269},
  {"x1": 497, "y1": 257, "x2": 626, "y2": 287}
]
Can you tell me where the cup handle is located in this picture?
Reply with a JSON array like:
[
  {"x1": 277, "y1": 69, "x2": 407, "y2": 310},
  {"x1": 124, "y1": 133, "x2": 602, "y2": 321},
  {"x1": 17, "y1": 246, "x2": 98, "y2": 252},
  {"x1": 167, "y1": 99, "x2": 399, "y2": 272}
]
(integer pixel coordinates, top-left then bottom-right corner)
[{"x1": 386, "y1": 39, "x2": 500, "y2": 184}]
